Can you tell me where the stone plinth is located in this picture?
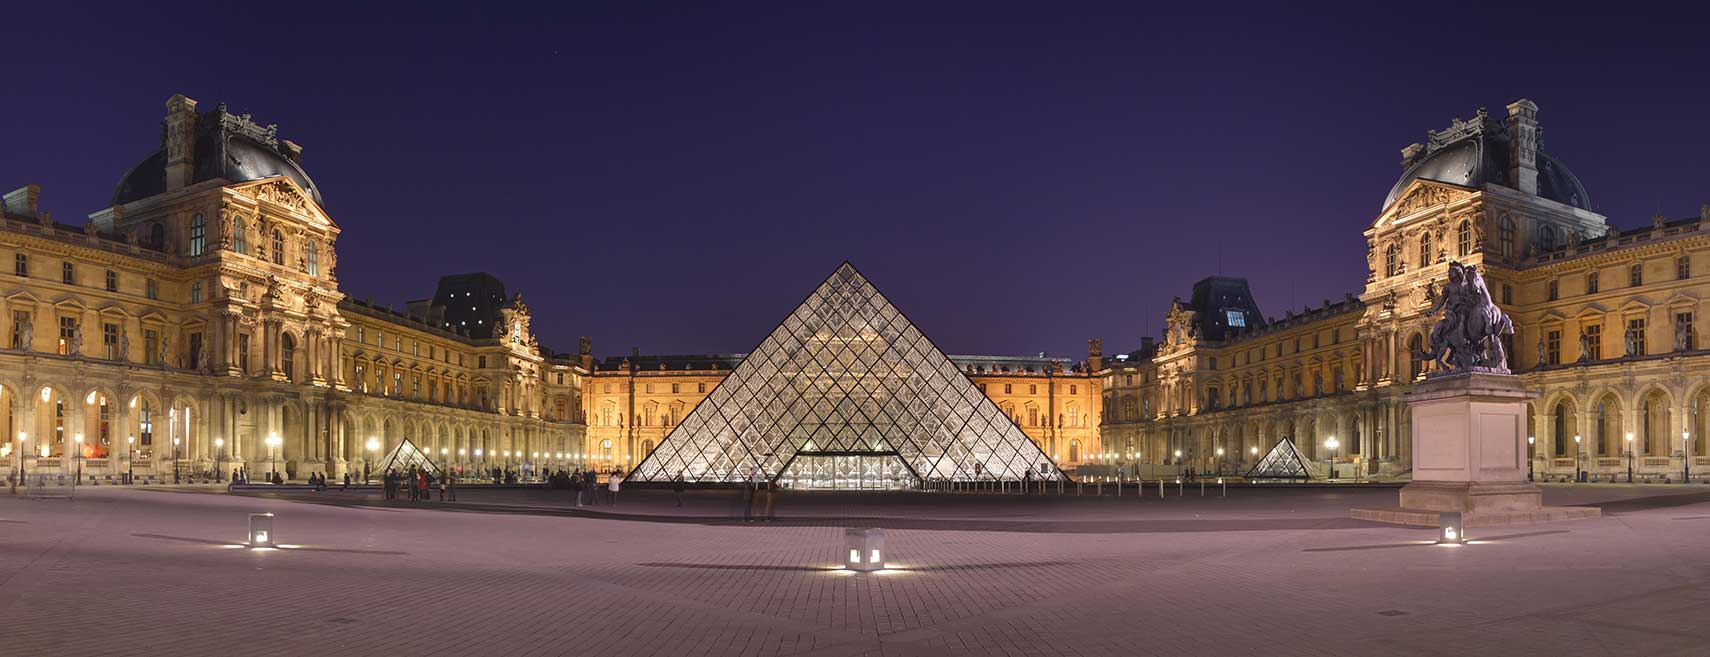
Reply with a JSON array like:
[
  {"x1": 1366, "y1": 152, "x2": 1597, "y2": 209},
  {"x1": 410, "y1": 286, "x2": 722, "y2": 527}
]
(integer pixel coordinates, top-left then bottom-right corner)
[{"x1": 1352, "y1": 371, "x2": 1600, "y2": 526}]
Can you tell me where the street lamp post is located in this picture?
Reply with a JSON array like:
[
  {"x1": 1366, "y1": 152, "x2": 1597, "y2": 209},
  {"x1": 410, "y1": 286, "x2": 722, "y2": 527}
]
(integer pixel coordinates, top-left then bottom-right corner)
[
  {"x1": 1215, "y1": 447, "x2": 1225, "y2": 477},
  {"x1": 265, "y1": 433, "x2": 282, "y2": 482},
  {"x1": 172, "y1": 437, "x2": 181, "y2": 484},
  {"x1": 1625, "y1": 433, "x2": 1635, "y2": 483},
  {"x1": 74, "y1": 434, "x2": 84, "y2": 489},
  {"x1": 1574, "y1": 435, "x2": 1584, "y2": 482},
  {"x1": 365, "y1": 437, "x2": 379, "y2": 484},
  {"x1": 126, "y1": 436, "x2": 134, "y2": 484},
  {"x1": 1325, "y1": 436, "x2": 1340, "y2": 482},
  {"x1": 214, "y1": 438, "x2": 225, "y2": 482},
  {"x1": 1684, "y1": 431, "x2": 1693, "y2": 484},
  {"x1": 13, "y1": 432, "x2": 24, "y2": 494},
  {"x1": 1526, "y1": 436, "x2": 1535, "y2": 482}
]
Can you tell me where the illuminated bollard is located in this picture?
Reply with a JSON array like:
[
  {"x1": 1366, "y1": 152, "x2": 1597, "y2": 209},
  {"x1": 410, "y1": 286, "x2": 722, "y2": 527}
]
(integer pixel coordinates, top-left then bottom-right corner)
[
  {"x1": 248, "y1": 513, "x2": 275, "y2": 547},
  {"x1": 1219, "y1": 478, "x2": 1226, "y2": 497},
  {"x1": 845, "y1": 527, "x2": 885, "y2": 572},
  {"x1": 1438, "y1": 512, "x2": 1466, "y2": 544}
]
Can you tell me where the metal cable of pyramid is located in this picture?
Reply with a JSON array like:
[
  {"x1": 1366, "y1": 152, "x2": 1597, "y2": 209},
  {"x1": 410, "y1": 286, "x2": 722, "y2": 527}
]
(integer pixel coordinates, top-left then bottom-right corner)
[{"x1": 627, "y1": 262, "x2": 1067, "y2": 488}]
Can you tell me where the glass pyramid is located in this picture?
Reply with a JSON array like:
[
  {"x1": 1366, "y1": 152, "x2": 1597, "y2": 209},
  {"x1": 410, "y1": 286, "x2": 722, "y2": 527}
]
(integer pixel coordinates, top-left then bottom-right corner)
[
  {"x1": 629, "y1": 262, "x2": 1066, "y2": 488},
  {"x1": 1244, "y1": 437, "x2": 1314, "y2": 481},
  {"x1": 375, "y1": 438, "x2": 442, "y2": 478}
]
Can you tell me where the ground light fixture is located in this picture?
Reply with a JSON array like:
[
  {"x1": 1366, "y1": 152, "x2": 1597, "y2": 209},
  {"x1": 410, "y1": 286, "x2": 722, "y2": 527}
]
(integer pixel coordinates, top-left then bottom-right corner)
[
  {"x1": 249, "y1": 513, "x2": 276, "y2": 548},
  {"x1": 1437, "y1": 511, "x2": 1466, "y2": 545},
  {"x1": 844, "y1": 527, "x2": 884, "y2": 572}
]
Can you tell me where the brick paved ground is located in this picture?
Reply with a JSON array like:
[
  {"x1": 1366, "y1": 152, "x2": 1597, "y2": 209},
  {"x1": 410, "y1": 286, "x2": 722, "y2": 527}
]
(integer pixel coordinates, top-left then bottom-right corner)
[{"x1": 2, "y1": 484, "x2": 1708, "y2": 657}]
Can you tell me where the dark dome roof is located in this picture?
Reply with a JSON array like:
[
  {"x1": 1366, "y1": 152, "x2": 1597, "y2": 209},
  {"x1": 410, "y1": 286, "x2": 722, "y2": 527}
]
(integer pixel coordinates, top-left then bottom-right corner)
[
  {"x1": 1382, "y1": 118, "x2": 1588, "y2": 212},
  {"x1": 111, "y1": 105, "x2": 323, "y2": 207}
]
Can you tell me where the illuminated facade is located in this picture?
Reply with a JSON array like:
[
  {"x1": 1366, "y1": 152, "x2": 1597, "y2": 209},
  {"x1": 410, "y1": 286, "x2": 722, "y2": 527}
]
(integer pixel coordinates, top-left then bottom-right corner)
[
  {"x1": 0, "y1": 95, "x2": 585, "y2": 484},
  {"x1": 1100, "y1": 99, "x2": 1710, "y2": 482}
]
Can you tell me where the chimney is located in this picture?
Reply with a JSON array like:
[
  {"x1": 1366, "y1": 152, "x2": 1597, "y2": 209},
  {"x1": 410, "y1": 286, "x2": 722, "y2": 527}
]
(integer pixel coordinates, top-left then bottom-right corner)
[
  {"x1": 1505, "y1": 99, "x2": 1539, "y2": 195},
  {"x1": 3, "y1": 184, "x2": 41, "y2": 218},
  {"x1": 279, "y1": 139, "x2": 303, "y2": 165},
  {"x1": 164, "y1": 94, "x2": 199, "y2": 192},
  {"x1": 1087, "y1": 338, "x2": 1103, "y2": 371},
  {"x1": 578, "y1": 336, "x2": 593, "y2": 369},
  {"x1": 1399, "y1": 143, "x2": 1425, "y2": 170}
]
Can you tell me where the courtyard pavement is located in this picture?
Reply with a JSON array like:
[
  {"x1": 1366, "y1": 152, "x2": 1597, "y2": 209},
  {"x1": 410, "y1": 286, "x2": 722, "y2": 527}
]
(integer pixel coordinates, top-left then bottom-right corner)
[{"x1": 2, "y1": 484, "x2": 1708, "y2": 656}]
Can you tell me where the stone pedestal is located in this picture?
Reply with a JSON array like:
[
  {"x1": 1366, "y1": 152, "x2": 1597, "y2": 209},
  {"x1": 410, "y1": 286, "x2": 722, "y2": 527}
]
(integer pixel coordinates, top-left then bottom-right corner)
[{"x1": 1352, "y1": 372, "x2": 1599, "y2": 527}]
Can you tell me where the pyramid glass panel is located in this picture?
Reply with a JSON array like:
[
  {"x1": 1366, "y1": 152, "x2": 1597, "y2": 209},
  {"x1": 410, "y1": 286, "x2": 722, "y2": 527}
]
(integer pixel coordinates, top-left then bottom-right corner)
[
  {"x1": 1245, "y1": 437, "x2": 1316, "y2": 481},
  {"x1": 629, "y1": 262, "x2": 1065, "y2": 487}
]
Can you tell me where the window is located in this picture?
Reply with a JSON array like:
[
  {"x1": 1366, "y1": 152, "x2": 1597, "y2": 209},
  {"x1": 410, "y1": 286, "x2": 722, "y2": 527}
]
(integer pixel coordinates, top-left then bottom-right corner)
[
  {"x1": 14, "y1": 253, "x2": 25, "y2": 277},
  {"x1": 1545, "y1": 330, "x2": 1560, "y2": 366},
  {"x1": 645, "y1": 383, "x2": 654, "y2": 394},
  {"x1": 233, "y1": 217, "x2": 247, "y2": 254},
  {"x1": 305, "y1": 240, "x2": 319, "y2": 276},
  {"x1": 355, "y1": 326, "x2": 364, "y2": 344},
  {"x1": 1457, "y1": 220, "x2": 1472, "y2": 257},
  {"x1": 146, "y1": 278, "x2": 158, "y2": 300},
  {"x1": 1677, "y1": 312, "x2": 1696, "y2": 351},
  {"x1": 237, "y1": 333, "x2": 250, "y2": 373},
  {"x1": 281, "y1": 334, "x2": 296, "y2": 381},
  {"x1": 189, "y1": 213, "x2": 206, "y2": 256},
  {"x1": 412, "y1": 340, "x2": 419, "y2": 356},
  {"x1": 1070, "y1": 384, "x2": 1078, "y2": 395},
  {"x1": 10, "y1": 311, "x2": 28, "y2": 349},
  {"x1": 1407, "y1": 334, "x2": 1423, "y2": 379},
  {"x1": 105, "y1": 270, "x2": 117, "y2": 292},
  {"x1": 603, "y1": 383, "x2": 611, "y2": 394},
  {"x1": 671, "y1": 383, "x2": 679, "y2": 393},
  {"x1": 355, "y1": 363, "x2": 366, "y2": 392},
  {"x1": 1499, "y1": 216, "x2": 1516, "y2": 258},
  {"x1": 1004, "y1": 384, "x2": 1012, "y2": 394},
  {"x1": 376, "y1": 329, "x2": 384, "y2": 347},
  {"x1": 190, "y1": 281, "x2": 202, "y2": 304},
  {"x1": 57, "y1": 316, "x2": 76, "y2": 355},
  {"x1": 139, "y1": 400, "x2": 154, "y2": 451},
  {"x1": 1226, "y1": 310, "x2": 1245, "y2": 327},
  {"x1": 697, "y1": 382, "x2": 706, "y2": 393},
  {"x1": 1547, "y1": 280, "x2": 1559, "y2": 301},
  {"x1": 62, "y1": 261, "x2": 74, "y2": 285},
  {"x1": 1583, "y1": 324, "x2": 1601, "y2": 361},
  {"x1": 103, "y1": 323, "x2": 118, "y2": 360},
  {"x1": 1419, "y1": 233, "x2": 1433, "y2": 266},
  {"x1": 1630, "y1": 263, "x2": 1643, "y2": 287},
  {"x1": 392, "y1": 372, "x2": 402, "y2": 395},
  {"x1": 411, "y1": 375, "x2": 421, "y2": 399},
  {"x1": 1540, "y1": 225, "x2": 1557, "y2": 252},
  {"x1": 1385, "y1": 243, "x2": 1402, "y2": 277},
  {"x1": 145, "y1": 329, "x2": 160, "y2": 365},
  {"x1": 1679, "y1": 256, "x2": 1692, "y2": 280},
  {"x1": 188, "y1": 332, "x2": 203, "y2": 369},
  {"x1": 1501, "y1": 284, "x2": 1512, "y2": 305},
  {"x1": 271, "y1": 230, "x2": 285, "y2": 265},
  {"x1": 1627, "y1": 318, "x2": 1647, "y2": 357},
  {"x1": 1587, "y1": 271, "x2": 1599, "y2": 294},
  {"x1": 1028, "y1": 384, "x2": 1037, "y2": 395}
]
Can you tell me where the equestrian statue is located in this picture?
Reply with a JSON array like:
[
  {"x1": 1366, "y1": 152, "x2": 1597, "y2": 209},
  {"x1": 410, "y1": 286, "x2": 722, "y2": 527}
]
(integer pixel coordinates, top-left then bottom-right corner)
[{"x1": 1419, "y1": 261, "x2": 1514, "y2": 374}]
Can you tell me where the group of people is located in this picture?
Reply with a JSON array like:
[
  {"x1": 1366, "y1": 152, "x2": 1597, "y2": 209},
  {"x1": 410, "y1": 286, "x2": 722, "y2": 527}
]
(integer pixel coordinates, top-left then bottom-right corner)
[
  {"x1": 569, "y1": 468, "x2": 624, "y2": 507},
  {"x1": 383, "y1": 467, "x2": 456, "y2": 502},
  {"x1": 228, "y1": 468, "x2": 283, "y2": 485}
]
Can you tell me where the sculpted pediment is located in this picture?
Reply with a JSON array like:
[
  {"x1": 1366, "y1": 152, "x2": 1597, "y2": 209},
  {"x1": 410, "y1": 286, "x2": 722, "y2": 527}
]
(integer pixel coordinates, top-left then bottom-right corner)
[
  {"x1": 1375, "y1": 180, "x2": 1475, "y2": 228},
  {"x1": 227, "y1": 177, "x2": 335, "y2": 227}
]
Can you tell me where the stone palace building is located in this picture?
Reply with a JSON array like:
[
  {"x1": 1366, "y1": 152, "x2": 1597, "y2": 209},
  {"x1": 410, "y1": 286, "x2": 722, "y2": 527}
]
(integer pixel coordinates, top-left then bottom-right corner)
[{"x1": 3, "y1": 95, "x2": 1706, "y2": 485}]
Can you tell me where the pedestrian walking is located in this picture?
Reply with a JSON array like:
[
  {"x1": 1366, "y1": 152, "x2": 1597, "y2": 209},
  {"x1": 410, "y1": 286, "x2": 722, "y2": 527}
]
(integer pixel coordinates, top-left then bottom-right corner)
[
  {"x1": 438, "y1": 474, "x2": 447, "y2": 501},
  {"x1": 447, "y1": 474, "x2": 457, "y2": 501}
]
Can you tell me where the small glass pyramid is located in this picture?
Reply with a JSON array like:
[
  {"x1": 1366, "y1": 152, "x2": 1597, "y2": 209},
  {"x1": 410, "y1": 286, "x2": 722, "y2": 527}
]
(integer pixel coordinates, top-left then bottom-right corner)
[
  {"x1": 375, "y1": 437, "x2": 442, "y2": 478},
  {"x1": 1244, "y1": 437, "x2": 1314, "y2": 480},
  {"x1": 629, "y1": 262, "x2": 1065, "y2": 488}
]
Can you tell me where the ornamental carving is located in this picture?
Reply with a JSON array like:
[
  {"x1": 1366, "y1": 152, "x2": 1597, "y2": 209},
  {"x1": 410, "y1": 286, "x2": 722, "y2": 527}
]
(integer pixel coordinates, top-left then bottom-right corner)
[
  {"x1": 1394, "y1": 185, "x2": 1462, "y2": 216},
  {"x1": 253, "y1": 180, "x2": 308, "y2": 212}
]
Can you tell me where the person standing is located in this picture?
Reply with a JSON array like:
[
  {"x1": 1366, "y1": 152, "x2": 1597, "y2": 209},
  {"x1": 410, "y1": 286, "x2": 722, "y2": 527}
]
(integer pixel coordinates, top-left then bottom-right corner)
[
  {"x1": 607, "y1": 468, "x2": 621, "y2": 506},
  {"x1": 673, "y1": 472, "x2": 686, "y2": 508},
  {"x1": 571, "y1": 469, "x2": 584, "y2": 507}
]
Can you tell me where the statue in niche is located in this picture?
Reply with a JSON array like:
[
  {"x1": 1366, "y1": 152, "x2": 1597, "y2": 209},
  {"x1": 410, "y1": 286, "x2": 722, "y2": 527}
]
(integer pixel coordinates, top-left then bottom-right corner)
[
  {"x1": 18, "y1": 317, "x2": 31, "y2": 351},
  {"x1": 160, "y1": 335, "x2": 172, "y2": 369},
  {"x1": 1536, "y1": 333, "x2": 1547, "y2": 365},
  {"x1": 1419, "y1": 261, "x2": 1513, "y2": 373},
  {"x1": 69, "y1": 323, "x2": 83, "y2": 357},
  {"x1": 119, "y1": 330, "x2": 130, "y2": 362},
  {"x1": 1578, "y1": 331, "x2": 1594, "y2": 363}
]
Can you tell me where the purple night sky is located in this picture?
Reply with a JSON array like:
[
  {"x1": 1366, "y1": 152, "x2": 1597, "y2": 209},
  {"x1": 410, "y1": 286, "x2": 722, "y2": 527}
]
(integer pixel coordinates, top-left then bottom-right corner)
[{"x1": 4, "y1": 3, "x2": 1708, "y2": 361}]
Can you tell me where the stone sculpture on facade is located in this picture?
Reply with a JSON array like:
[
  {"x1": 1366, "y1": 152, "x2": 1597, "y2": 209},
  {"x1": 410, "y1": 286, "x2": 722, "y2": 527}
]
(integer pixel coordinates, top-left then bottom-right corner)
[
  {"x1": 19, "y1": 317, "x2": 32, "y2": 352},
  {"x1": 1675, "y1": 321, "x2": 1691, "y2": 352},
  {"x1": 1578, "y1": 331, "x2": 1594, "y2": 363},
  {"x1": 119, "y1": 330, "x2": 130, "y2": 362},
  {"x1": 69, "y1": 323, "x2": 83, "y2": 357},
  {"x1": 1419, "y1": 261, "x2": 1513, "y2": 374}
]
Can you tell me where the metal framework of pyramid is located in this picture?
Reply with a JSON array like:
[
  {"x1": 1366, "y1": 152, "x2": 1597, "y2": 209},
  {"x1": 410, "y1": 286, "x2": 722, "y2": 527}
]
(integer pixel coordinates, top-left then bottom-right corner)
[
  {"x1": 1244, "y1": 437, "x2": 1314, "y2": 480},
  {"x1": 375, "y1": 438, "x2": 441, "y2": 478},
  {"x1": 629, "y1": 262, "x2": 1066, "y2": 487}
]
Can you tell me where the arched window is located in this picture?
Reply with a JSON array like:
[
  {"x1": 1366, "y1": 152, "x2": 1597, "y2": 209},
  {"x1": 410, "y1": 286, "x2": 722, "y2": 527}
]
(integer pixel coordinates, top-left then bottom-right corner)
[
  {"x1": 233, "y1": 217, "x2": 247, "y2": 254},
  {"x1": 139, "y1": 400, "x2": 154, "y2": 454},
  {"x1": 281, "y1": 333, "x2": 296, "y2": 381},
  {"x1": 1596, "y1": 397, "x2": 1611, "y2": 456},
  {"x1": 1418, "y1": 233, "x2": 1433, "y2": 266},
  {"x1": 1068, "y1": 440, "x2": 1080, "y2": 463},
  {"x1": 1540, "y1": 225, "x2": 1557, "y2": 252},
  {"x1": 1457, "y1": 220, "x2": 1473, "y2": 257},
  {"x1": 1498, "y1": 216, "x2": 1516, "y2": 258},
  {"x1": 305, "y1": 240, "x2": 319, "y2": 276},
  {"x1": 272, "y1": 230, "x2": 285, "y2": 265},
  {"x1": 188, "y1": 214, "x2": 206, "y2": 256},
  {"x1": 148, "y1": 222, "x2": 166, "y2": 250},
  {"x1": 1552, "y1": 402, "x2": 1569, "y2": 456},
  {"x1": 1408, "y1": 334, "x2": 1424, "y2": 379},
  {"x1": 1385, "y1": 243, "x2": 1402, "y2": 277}
]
